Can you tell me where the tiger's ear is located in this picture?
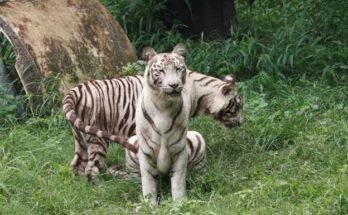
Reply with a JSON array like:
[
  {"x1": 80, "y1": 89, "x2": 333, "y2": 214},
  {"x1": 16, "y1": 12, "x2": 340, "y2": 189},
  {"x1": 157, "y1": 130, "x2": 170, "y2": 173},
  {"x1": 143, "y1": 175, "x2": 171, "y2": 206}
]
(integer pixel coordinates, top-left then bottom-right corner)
[
  {"x1": 224, "y1": 74, "x2": 236, "y2": 85},
  {"x1": 172, "y1": 43, "x2": 186, "y2": 56},
  {"x1": 221, "y1": 85, "x2": 234, "y2": 96},
  {"x1": 221, "y1": 74, "x2": 236, "y2": 95},
  {"x1": 142, "y1": 47, "x2": 157, "y2": 62}
]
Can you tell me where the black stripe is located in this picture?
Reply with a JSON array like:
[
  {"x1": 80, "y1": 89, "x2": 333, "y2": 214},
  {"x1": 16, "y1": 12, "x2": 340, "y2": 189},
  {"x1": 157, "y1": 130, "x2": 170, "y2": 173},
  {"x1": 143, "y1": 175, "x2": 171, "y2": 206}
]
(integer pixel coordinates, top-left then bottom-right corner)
[
  {"x1": 73, "y1": 87, "x2": 82, "y2": 109},
  {"x1": 203, "y1": 78, "x2": 218, "y2": 86},
  {"x1": 187, "y1": 138, "x2": 194, "y2": 158},
  {"x1": 172, "y1": 145, "x2": 186, "y2": 158},
  {"x1": 192, "y1": 154, "x2": 205, "y2": 166},
  {"x1": 83, "y1": 84, "x2": 94, "y2": 124},
  {"x1": 169, "y1": 127, "x2": 186, "y2": 147},
  {"x1": 127, "y1": 150, "x2": 139, "y2": 166},
  {"x1": 142, "y1": 134, "x2": 155, "y2": 154},
  {"x1": 192, "y1": 94, "x2": 209, "y2": 117},
  {"x1": 114, "y1": 80, "x2": 123, "y2": 132},
  {"x1": 165, "y1": 98, "x2": 183, "y2": 133},
  {"x1": 120, "y1": 78, "x2": 131, "y2": 133},
  {"x1": 134, "y1": 75, "x2": 143, "y2": 88},
  {"x1": 90, "y1": 140, "x2": 107, "y2": 152},
  {"x1": 91, "y1": 81, "x2": 105, "y2": 130},
  {"x1": 191, "y1": 134, "x2": 202, "y2": 161},
  {"x1": 194, "y1": 76, "x2": 209, "y2": 83},
  {"x1": 141, "y1": 99, "x2": 161, "y2": 135},
  {"x1": 95, "y1": 81, "x2": 108, "y2": 131},
  {"x1": 89, "y1": 151, "x2": 106, "y2": 161},
  {"x1": 141, "y1": 129, "x2": 159, "y2": 146},
  {"x1": 224, "y1": 99, "x2": 233, "y2": 110},
  {"x1": 126, "y1": 77, "x2": 136, "y2": 136},
  {"x1": 75, "y1": 152, "x2": 88, "y2": 162},
  {"x1": 140, "y1": 147, "x2": 153, "y2": 161},
  {"x1": 146, "y1": 169, "x2": 158, "y2": 179},
  {"x1": 110, "y1": 79, "x2": 117, "y2": 132},
  {"x1": 104, "y1": 80, "x2": 113, "y2": 132},
  {"x1": 128, "y1": 124, "x2": 136, "y2": 137}
]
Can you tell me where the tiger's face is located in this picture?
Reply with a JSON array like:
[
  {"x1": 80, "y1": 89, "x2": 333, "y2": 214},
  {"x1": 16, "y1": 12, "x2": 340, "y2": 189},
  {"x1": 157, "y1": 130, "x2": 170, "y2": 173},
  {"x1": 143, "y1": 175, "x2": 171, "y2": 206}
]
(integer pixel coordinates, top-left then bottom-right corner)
[
  {"x1": 142, "y1": 44, "x2": 187, "y2": 96},
  {"x1": 212, "y1": 75, "x2": 243, "y2": 128}
]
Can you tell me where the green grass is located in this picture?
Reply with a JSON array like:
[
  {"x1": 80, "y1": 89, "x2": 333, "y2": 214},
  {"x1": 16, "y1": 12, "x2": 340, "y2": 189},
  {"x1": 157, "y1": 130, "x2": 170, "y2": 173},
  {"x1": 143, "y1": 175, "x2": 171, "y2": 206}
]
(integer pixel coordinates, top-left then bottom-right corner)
[{"x1": 1, "y1": 77, "x2": 347, "y2": 214}]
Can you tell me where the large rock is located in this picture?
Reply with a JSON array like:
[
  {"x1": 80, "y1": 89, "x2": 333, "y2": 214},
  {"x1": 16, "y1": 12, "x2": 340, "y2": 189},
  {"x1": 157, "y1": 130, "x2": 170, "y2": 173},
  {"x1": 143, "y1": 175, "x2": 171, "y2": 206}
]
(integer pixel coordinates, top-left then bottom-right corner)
[{"x1": 0, "y1": 0, "x2": 137, "y2": 114}]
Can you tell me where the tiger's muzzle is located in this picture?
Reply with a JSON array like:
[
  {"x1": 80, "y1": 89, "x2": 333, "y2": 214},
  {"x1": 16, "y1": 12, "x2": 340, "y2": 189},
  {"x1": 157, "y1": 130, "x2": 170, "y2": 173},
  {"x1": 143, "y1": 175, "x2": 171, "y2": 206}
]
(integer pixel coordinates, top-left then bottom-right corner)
[
  {"x1": 224, "y1": 121, "x2": 242, "y2": 128},
  {"x1": 162, "y1": 85, "x2": 183, "y2": 96},
  {"x1": 215, "y1": 115, "x2": 243, "y2": 128}
]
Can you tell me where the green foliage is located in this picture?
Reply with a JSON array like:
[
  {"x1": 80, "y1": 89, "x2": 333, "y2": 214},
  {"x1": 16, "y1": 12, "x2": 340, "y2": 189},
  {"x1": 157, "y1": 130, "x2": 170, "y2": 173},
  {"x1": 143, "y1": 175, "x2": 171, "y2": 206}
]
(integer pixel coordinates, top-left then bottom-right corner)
[
  {"x1": 121, "y1": 60, "x2": 146, "y2": 76},
  {"x1": 0, "y1": 34, "x2": 17, "y2": 85},
  {"x1": 100, "y1": 0, "x2": 169, "y2": 46},
  {"x1": 0, "y1": 34, "x2": 23, "y2": 125},
  {"x1": 101, "y1": 0, "x2": 348, "y2": 83},
  {"x1": 0, "y1": 94, "x2": 17, "y2": 125}
]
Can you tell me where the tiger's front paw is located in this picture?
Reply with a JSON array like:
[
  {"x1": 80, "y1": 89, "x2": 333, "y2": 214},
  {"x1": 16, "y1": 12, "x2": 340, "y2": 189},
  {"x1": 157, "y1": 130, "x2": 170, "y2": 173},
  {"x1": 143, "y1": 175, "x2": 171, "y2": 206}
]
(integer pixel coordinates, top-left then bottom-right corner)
[
  {"x1": 85, "y1": 161, "x2": 100, "y2": 181},
  {"x1": 70, "y1": 155, "x2": 87, "y2": 176}
]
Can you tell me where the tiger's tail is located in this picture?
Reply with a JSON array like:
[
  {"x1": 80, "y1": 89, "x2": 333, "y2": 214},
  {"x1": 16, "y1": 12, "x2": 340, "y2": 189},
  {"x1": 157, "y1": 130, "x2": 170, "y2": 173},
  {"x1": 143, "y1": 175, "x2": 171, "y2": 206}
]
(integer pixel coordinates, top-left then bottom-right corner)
[{"x1": 62, "y1": 89, "x2": 138, "y2": 153}]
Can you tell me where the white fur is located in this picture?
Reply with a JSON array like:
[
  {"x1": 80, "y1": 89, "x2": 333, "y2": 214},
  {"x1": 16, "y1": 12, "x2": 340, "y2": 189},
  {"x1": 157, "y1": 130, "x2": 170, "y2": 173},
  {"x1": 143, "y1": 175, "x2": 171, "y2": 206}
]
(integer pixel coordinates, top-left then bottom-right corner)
[
  {"x1": 96, "y1": 130, "x2": 103, "y2": 138},
  {"x1": 74, "y1": 119, "x2": 81, "y2": 128},
  {"x1": 84, "y1": 126, "x2": 91, "y2": 133}
]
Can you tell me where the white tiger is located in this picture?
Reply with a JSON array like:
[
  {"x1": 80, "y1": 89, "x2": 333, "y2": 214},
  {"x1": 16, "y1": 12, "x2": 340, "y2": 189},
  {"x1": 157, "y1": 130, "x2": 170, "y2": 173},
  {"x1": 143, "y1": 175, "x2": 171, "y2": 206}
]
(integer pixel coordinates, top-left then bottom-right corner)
[{"x1": 135, "y1": 44, "x2": 192, "y2": 204}]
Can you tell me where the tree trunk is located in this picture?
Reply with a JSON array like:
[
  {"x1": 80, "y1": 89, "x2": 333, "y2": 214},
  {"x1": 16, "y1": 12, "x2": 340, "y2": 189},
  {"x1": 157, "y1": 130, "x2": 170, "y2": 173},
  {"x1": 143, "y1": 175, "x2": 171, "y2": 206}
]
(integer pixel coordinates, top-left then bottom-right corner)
[{"x1": 166, "y1": 0, "x2": 238, "y2": 39}]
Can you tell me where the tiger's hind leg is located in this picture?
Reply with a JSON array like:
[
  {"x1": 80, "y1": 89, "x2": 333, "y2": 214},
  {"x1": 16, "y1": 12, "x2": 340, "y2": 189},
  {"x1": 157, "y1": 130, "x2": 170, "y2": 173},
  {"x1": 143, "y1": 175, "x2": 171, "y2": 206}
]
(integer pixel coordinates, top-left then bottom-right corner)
[
  {"x1": 70, "y1": 130, "x2": 88, "y2": 176},
  {"x1": 85, "y1": 136, "x2": 109, "y2": 181},
  {"x1": 186, "y1": 131, "x2": 207, "y2": 171},
  {"x1": 125, "y1": 136, "x2": 140, "y2": 173}
]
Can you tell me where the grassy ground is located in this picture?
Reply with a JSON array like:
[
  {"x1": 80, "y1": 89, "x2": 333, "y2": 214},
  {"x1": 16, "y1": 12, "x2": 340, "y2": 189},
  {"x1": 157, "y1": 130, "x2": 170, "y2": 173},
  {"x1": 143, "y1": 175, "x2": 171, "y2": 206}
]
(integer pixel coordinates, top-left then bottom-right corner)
[{"x1": 1, "y1": 76, "x2": 347, "y2": 214}]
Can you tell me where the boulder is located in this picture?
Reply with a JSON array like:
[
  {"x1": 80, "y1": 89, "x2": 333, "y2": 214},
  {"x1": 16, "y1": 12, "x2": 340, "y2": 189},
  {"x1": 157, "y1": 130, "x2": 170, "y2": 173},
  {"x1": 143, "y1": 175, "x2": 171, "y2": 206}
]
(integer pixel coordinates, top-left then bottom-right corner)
[{"x1": 0, "y1": 0, "x2": 137, "y2": 114}]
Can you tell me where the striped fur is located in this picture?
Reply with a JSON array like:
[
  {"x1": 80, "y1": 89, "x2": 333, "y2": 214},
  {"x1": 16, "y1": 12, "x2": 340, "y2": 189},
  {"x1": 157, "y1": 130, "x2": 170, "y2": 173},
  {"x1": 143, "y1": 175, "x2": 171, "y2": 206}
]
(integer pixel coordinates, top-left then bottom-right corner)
[
  {"x1": 136, "y1": 44, "x2": 191, "y2": 204},
  {"x1": 62, "y1": 77, "x2": 142, "y2": 180},
  {"x1": 126, "y1": 131, "x2": 206, "y2": 173},
  {"x1": 62, "y1": 51, "x2": 243, "y2": 181}
]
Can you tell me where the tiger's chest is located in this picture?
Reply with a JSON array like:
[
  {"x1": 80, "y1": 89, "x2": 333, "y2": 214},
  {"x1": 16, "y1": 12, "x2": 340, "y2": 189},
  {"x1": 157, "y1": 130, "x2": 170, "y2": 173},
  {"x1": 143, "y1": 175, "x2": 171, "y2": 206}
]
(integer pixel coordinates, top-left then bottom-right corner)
[{"x1": 138, "y1": 97, "x2": 190, "y2": 174}]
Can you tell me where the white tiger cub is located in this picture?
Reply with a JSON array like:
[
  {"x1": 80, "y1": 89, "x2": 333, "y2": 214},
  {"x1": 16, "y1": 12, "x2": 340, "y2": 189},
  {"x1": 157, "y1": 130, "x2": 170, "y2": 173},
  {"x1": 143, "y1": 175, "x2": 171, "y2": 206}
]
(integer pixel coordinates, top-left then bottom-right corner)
[
  {"x1": 125, "y1": 131, "x2": 206, "y2": 174},
  {"x1": 136, "y1": 44, "x2": 193, "y2": 204}
]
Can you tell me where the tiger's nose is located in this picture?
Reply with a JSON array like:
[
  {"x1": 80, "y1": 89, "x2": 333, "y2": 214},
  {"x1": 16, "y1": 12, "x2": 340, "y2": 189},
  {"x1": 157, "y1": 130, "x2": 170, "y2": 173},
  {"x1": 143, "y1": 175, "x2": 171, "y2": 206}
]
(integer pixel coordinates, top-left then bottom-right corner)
[{"x1": 169, "y1": 83, "x2": 179, "y2": 89}]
